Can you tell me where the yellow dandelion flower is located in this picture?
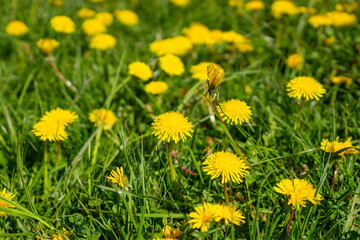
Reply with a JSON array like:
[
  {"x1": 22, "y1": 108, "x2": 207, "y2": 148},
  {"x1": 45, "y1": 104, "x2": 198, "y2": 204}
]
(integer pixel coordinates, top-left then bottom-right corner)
[
  {"x1": 222, "y1": 31, "x2": 246, "y2": 43},
  {"x1": 90, "y1": 33, "x2": 116, "y2": 50},
  {"x1": 188, "y1": 202, "x2": 216, "y2": 233},
  {"x1": 190, "y1": 62, "x2": 215, "y2": 81},
  {"x1": 82, "y1": 18, "x2": 107, "y2": 36},
  {"x1": 331, "y1": 76, "x2": 352, "y2": 86},
  {"x1": 114, "y1": 9, "x2": 139, "y2": 26},
  {"x1": 49, "y1": 0, "x2": 64, "y2": 7},
  {"x1": 207, "y1": 63, "x2": 224, "y2": 94},
  {"x1": 0, "y1": 188, "x2": 16, "y2": 218},
  {"x1": 213, "y1": 204, "x2": 246, "y2": 225},
  {"x1": 285, "y1": 51, "x2": 303, "y2": 69},
  {"x1": 95, "y1": 12, "x2": 113, "y2": 26},
  {"x1": 149, "y1": 36, "x2": 193, "y2": 56},
  {"x1": 41, "y1": 107, "x2": 78, "y2": 126},
  {"x1": 235, "y1": 41, "x2": 254, "y2": 53},
  {"x1": 298, "y1": 7, "x2": 316, "y2": 14},
  {"x1": 286, "y1": 76, "x2": 326, "y2": 100},
  {"x1": 145, "y1": 81, "x2": 169, "y2": 95},
  {"x1": 245, "y1": 1, "x2": 264, "y2": 11},
  {"x1": 50, "y1": 16, "x2": 76, "y2": 34},
  {"x1": 327, "y1": 11, "x2": 356, "y2": 27},
  {"x1": 89, "y1": 108, "x2": 118, "y2": 130},
  {"x1": 203, "y1": 151, "x2": 249, "y2": 184},
  {"x1": 32, "y1": 121, "x2": 68, "y2": 142},
  {"x1": 229, "y1": 0, "x2": 243, "y2": 7},
  {"x1": 220, "y1": 99, "x2": 252, "y2": 125},
  {"x1": 182, "y1": 23, "x2": 211, "y2": 45},
  {"x1": 170, "y1": 0, "x2": 190, "y2": 7},
  {"x1": 162, "y1": 225, "x2": 181, "y2": 238},
  {"x1": 128, "y1": 61, "x2": 153, "y2": 81},
  {"x1": 77, "y1": 7, "x2": 96, "y2": 18},
  {"x1": 159, "y1": 54, "x2": 184, "y2": 76},
  {"x1": 5, "y1": 20, "x2": 29, "y2": 36},
  {"x1": 271, "y1": 0, "x2": 299, "y2": 19},
  {"x1": 107, "y1": 167, "x2": 126, "y2": 188},
  {"x1": 274, "y1": 179, "x2": 322, "y2": 210},
  {"x1": 321, "y1": 137, "x2": 358, "y2": 157},
  {"x1": 207, "y1": 29, "x2": 224, "y2": 46},
  {"x1": 151, "y1": 111, "x2": 193, "y2": 144},
  {"x1": 36, "y1": 38, "x2": 59, "y2": 55},
  {"x1": 308, "y1": 14, "x2": 331, "y2": 28}
]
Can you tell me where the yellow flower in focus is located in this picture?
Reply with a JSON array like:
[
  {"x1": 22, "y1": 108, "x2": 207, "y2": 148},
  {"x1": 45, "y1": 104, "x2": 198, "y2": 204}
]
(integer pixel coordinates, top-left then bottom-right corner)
[
  {"x1": 128, "y1": 61, "x2": 153, "y2": 81},
  {"x1": 286, "y1": 76, "x2": 326, "y2": 100},
  {"x1": 32, "y1": 121, "x2": 68, "y2": 142},
  {"x1": 308, "y1": 14, "x2": 331, "y2": 28},
  {"x1": 188, "y1": 202, "x2": 216, "y2": 232},
  {"x1": 41, "y1": 107, "x2": 78, "y2": 126},
  {"x1": 5, "y1": 20, "x2": 29, "y2": 36},
  {"x1": 145, "y1": 81, "x2": 169, "y2": 95},
  {"x1": 331, "y1": 76, "x2": 353, "y2": 86},
  {"x1": 159, "y1": 54, "x2": 184, "y2": 76},
  {"x1": 50, "y1": 16, "x2": 75, "y2": 33},
  {"x1": 214, "y1": 204, "x2": 246, "y2": 225},
  {"x1": 321, "y1": 137, "x2": 358, "y2": 157},
  {"x1": 274, "y1": 179, "x2": 322, "y2": 210},
  {"x1": 170, "y1": 0, "x2": 190, "y2": 7},
  {"x1": 285, "y1": 51, "x2": 303, "y2": 69},
  {"x1": 36, "y1": 38, "x2": 60, "y2": 54},
  {"x1": 245, "y1": 1, "x2": 264, "y2": 11},
  {"x1": 182, "y1": 23, "x2": 211, "y2": 45},
  {"x1": 203, "y1": 151, "x2": 249, "y2": 184},
  {"x1": 150, "y1": 36, "x2": 193, "y2": 56},
  {"x1": 190, "y1": 62, "x2": 215, "y2": 81},
  {"x1": 77, "y1": 7, "x2": 96, "y2": 18},
  {"x1": 114, "y1": 10, "x2": 139, "y2": 26},
  {"x1": 325, "y1": 36, "x2": 335, "y2": 45},
  {"x1": 82, "y1": 18, "x2": 107, "y2": 36},
  {"x1": 207, "y1": 63, "x2": 224, "y2": 94},
  {"x1": 107, "y1": 167, "x2": 126, "y2": 188},
  {"x1": 151, "y1": 111, "x2": 193, "y2": 144},
  {"x1": 271, "y1": 0, "x2": 299, "y2": 19},
  {"x1": 326, "y1": 11, "x2": 356, "y2": 27},
  {"x1": 95, "y1": 12, "x2": 113, "y2": 26},
  {"x1": 89, "y1": 108, "x2": 118, "y2": 130},
  {"x1": 220, "y1": 99, "x2": 252, "y2": 125},
  {"x1": 0, "y1": 188, "x2": 16, "y2": 218},
  {"x1": 90, "y1": 33, "x2": 116, "y2": 50},
  {"x1": 162, "y1": 225, "x2": 181, "y2": 238},
  {"x1": 229, "y1": 0, "x2": 243, "y2": 7}
]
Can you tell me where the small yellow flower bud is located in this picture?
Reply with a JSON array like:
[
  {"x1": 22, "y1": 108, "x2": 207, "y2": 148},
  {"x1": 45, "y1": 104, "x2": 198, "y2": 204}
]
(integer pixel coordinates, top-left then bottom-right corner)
[{"x1": 207, "y1": 64, "x2": 224, "y2": 94}]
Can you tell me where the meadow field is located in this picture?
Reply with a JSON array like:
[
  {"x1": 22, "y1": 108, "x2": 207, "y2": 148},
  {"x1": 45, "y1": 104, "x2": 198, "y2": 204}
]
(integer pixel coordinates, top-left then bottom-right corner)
[{"x1": 1, "y1": 0, "x2": 360, "y2": 239}]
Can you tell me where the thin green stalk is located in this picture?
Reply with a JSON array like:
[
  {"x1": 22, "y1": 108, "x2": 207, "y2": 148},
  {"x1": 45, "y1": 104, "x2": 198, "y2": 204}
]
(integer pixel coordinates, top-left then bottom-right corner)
[
  {"x1": 55, "y1": 140, "x2": 61, "y2": 169},
  {"x1": 295, "y1": 98, "x2": 305, "y2": 130},
  {"x1": 168, "y1": 142, "x2": 176, "y2": 181},
  {"x1": 44, "y1": 141, "x2": 48, "y2": 195},
  {"x1": 224, "y1": 183, "x2": 229, "y2": 206},
  {"x1": 91, "y1": 126, "x2": 104, "y2": 167}
]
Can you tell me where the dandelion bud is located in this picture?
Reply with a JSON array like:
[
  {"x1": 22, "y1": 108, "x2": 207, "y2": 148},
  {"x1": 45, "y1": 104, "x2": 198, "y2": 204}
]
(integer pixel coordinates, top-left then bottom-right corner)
[{"x1": 207, "y1": 64, "x2": 224, "y2": 93}]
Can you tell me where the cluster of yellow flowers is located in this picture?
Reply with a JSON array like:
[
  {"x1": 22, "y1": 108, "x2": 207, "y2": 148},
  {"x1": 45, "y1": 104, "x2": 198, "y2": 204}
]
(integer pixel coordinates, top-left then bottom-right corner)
[{"x1": 309, "y1": 11, "x2": 356, "y2": 28}]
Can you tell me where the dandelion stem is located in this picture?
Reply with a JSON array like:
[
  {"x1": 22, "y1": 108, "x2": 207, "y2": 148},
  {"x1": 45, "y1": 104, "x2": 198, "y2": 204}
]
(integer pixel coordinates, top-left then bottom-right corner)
[
  {"x1": 295, "y1": 98, "x2": 305, "y2": 130},
  {"x1": 44, "y1": 141, "x2": 48, "y2": 195},
  {"x1": 331, "y1": 163, "x2": 339, "y2": 190},
  {"x1": 224, "y1": 182, "x2": 229, "y2": 206},
  {"x1": 55, "y1": 140, "x2": 61, "y2": 169},
  {"x1": 285, "y1": 209, "x2": 295, "y2": 240},
  {"x1": 168, "y1": 142, "x2": 176, "y2": 181}
]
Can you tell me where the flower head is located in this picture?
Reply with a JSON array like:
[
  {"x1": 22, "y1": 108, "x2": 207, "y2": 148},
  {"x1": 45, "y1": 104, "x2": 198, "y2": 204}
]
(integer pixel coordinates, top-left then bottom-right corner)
[
  {"x1": 145, "y1": 81, "x2": 169, "y2": 95},
  {"x1": 222, "y1": 31, "x2": 247, "y2": 43},
  {"x1": 162, "y1": 225, "x2": 181, "y2": 238},
  {"x1": 159, "y1": 54, "x2": 184, "y2": 76},
  {"x1": 285, "y1": 51, "x2": 303, "y2": 69},
  {"x1": 229, "y1": 0, "x2": 243, "y2": 7},
  {"x1": 95, "y1": 12, "x2": 113, "y2": 26},
  {"x1": 308, "y1": 14, "x2": 331, "y2": 28},
  {"x1": 188, "y1": 202, "x2": 217, "y2": 232},
  {"x1": 271, "y1": 0, "x2": 299, "y2": 19},
  {"x1": 0, "y1": 188, "x2": 16, "y2": 218},
  {"x1": 203, "y1": 151, "x2": 249, "y2": 184},
  {"x1": 5, "y1": 20, "x2": 29, "y2": 36},
  {"x1": 170, "y1": 0, "x2": 190, "y2": 7},
  {"x1": 220, "y1": 99, "x2": 252, "y2": 125},
  {"x1": 150, "y1": 36, "x2": 193, "y2": 56},
  {"x1": 36, "y1": 38, "x2": 59, "y2": 54},
  {"x1": 82, "y1": 18, "x2": 107, "y2": 36},
  {"x1": 182, "y1": 23, "x2": 212, "y2": 45},
  {"x1": 245, "y1": 1, "x2": 264, "y2": 11},
  {"x1": 286, "y1": 76, "x2": 326, "y2": 100},
  {"x1": 89, "y1": 108, "x2": 118, "y2": 130},
  {"x1": 32, "y1": 121, "x2": 68, "y2": 142},
  {"x1": 107, "y1": 167, "x2": 126, "y2": 188},
  {"x1": 207, "y1": 63, "x2": 224, "y2": 93},
  {"x1": 274, "y1": 178, "x2": 322, "y2": 210},
  {"x1": 321, "y1": 137, "x2": 359, "y2": 157},
  {"x1": 213, "y1": 204, "x2": 246, "y2": 225},
  {"x1": 326, "y1": 11, "x2": 356, "y2": 27},
  {"x1": 50, "y1": 16, "x2": 76, "y2": 33},
  {"x1": 77, "y1": 7, "x2": 96, "y2": 18},
  {"x1": 114, "y1": 10, "x2": 139, "y2": 26},
  {"x1": 90, "y1": 33, "x2": 116, "y2": 50},
  {"x1": 190, "y1": 62, "x2": 215, "y2": 81},
  {"x1": 41, "y1": 108, "x2": 78, "y2": 126},
  {"x1": 151, "y1": 111, "x2": 193, "y2": 144},
  {"x1": 128, "y1": 61, "x2": 153, "y2": 81},
  {"x1": 331, "y1": 76, "x2": 353, "y2": 86}
]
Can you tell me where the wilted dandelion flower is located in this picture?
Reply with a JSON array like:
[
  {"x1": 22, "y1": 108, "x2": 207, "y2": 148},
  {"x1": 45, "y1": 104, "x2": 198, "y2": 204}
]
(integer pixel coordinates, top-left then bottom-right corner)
[
  {"x1": 128, "y1": 61, "x2": 153, "y2": 81},
  {"x1": 245, "y1": 0, "x2": 264, "y2": 11},
  {"x1": 77, "y1": 7, "x2": 96, "y2": 18},
  {"x1": 5, "y1": 20, "x2": 29, "y2": 36},
  {"x1": 182, "y1": 23, "x2": 212, "y2": 45},
  {"x1": 89, "y1": 108, "x2": 118, "y2": 130},
  {"x1": 82, "y1": 18, "x2": 107, "y2": 36},
  {"x1": 220, "y1": 99, "x2": 252, "y2": 125},
  {"x1": 190, "y1": 62, "x2": 215, "y2": 81},
  {"x1": 274, "y1": 179, "x2": 322, "y2": 210},
  {"x1": 188, "y1": 202, "x2": 216, "y2": 233},
  {"x1": 151, "y1": 111, "x2": 193, "y2": 144},
  {"x1": 41, "y1": 108, "x2": 78, "y2": 126},
  {"x1": 271, "y1": 0, "x2": 299, "y2": 19},
  {"x1": 32, "y1": 121, "x2": 68, "y2": 142},
  {"x1": 214, "y1": 204, "x2": 246, "y2": 225},
  {"x1": 107, "y1": 167, "x2": 126, "y2": 188},
  {"x1": 327, "y1": 11, "x2": 356, "y2": 27},
  {"x1": 331, "y1": 76, "x2": 352, "y2": 86},
  {"x1": 162, "y1": 225, "x2": 181, "y2": 238},
  {"x1": 285, "y1": 51, "x2": 303, "y2": 69},
  {"x1": 308, "y1": 14, "x2": 331, "y2": 28},
  {"x1": 90, "y1": 33, "x2": 116, "y2": 50},
  {"x1": 203, "y1": 151, "x2": 249, "y2": 184},
  {"x1": 0, "y1": 188, "x2": 15, "y2": 218},
  {"x1": 321, "y1": 137, "x2": 359, "y2": 157},
  {"x1": 36, "y1": 38, "x2": 60, "y2": 54},
  {"x1": 286, "y1": 76, "x2": 326, "y2": 100},
  {"x1": 114, "y1": 10, "x2": 139, "y2": 26},
  {"x1": 150, "y1": 36, "x2": 193, "y2": 56},
  {"x1": 50, "y1": 16, "x2": 75, "y2": 33},
  {"x1": 170, "y1": 0, "x2": 190, "y2": 7},
  {"x1": 159, "y1": 54, "x2": 184, "y2": 76},
  {"x1": 207, "y1": 63, "x2": 224, "y2": 94},
  {"x1": 95, "y1": 12, "x2": 113, "y2": 26},
  {"x1": 145, "y1": 81, "x2": 169, "y2": 95}
]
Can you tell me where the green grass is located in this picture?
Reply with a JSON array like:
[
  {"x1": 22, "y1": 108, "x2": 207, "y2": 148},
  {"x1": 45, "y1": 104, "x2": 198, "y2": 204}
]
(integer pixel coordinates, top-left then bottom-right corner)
[{"x1": 1, "y1": 0, "x2": 360, "y2": 239}]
